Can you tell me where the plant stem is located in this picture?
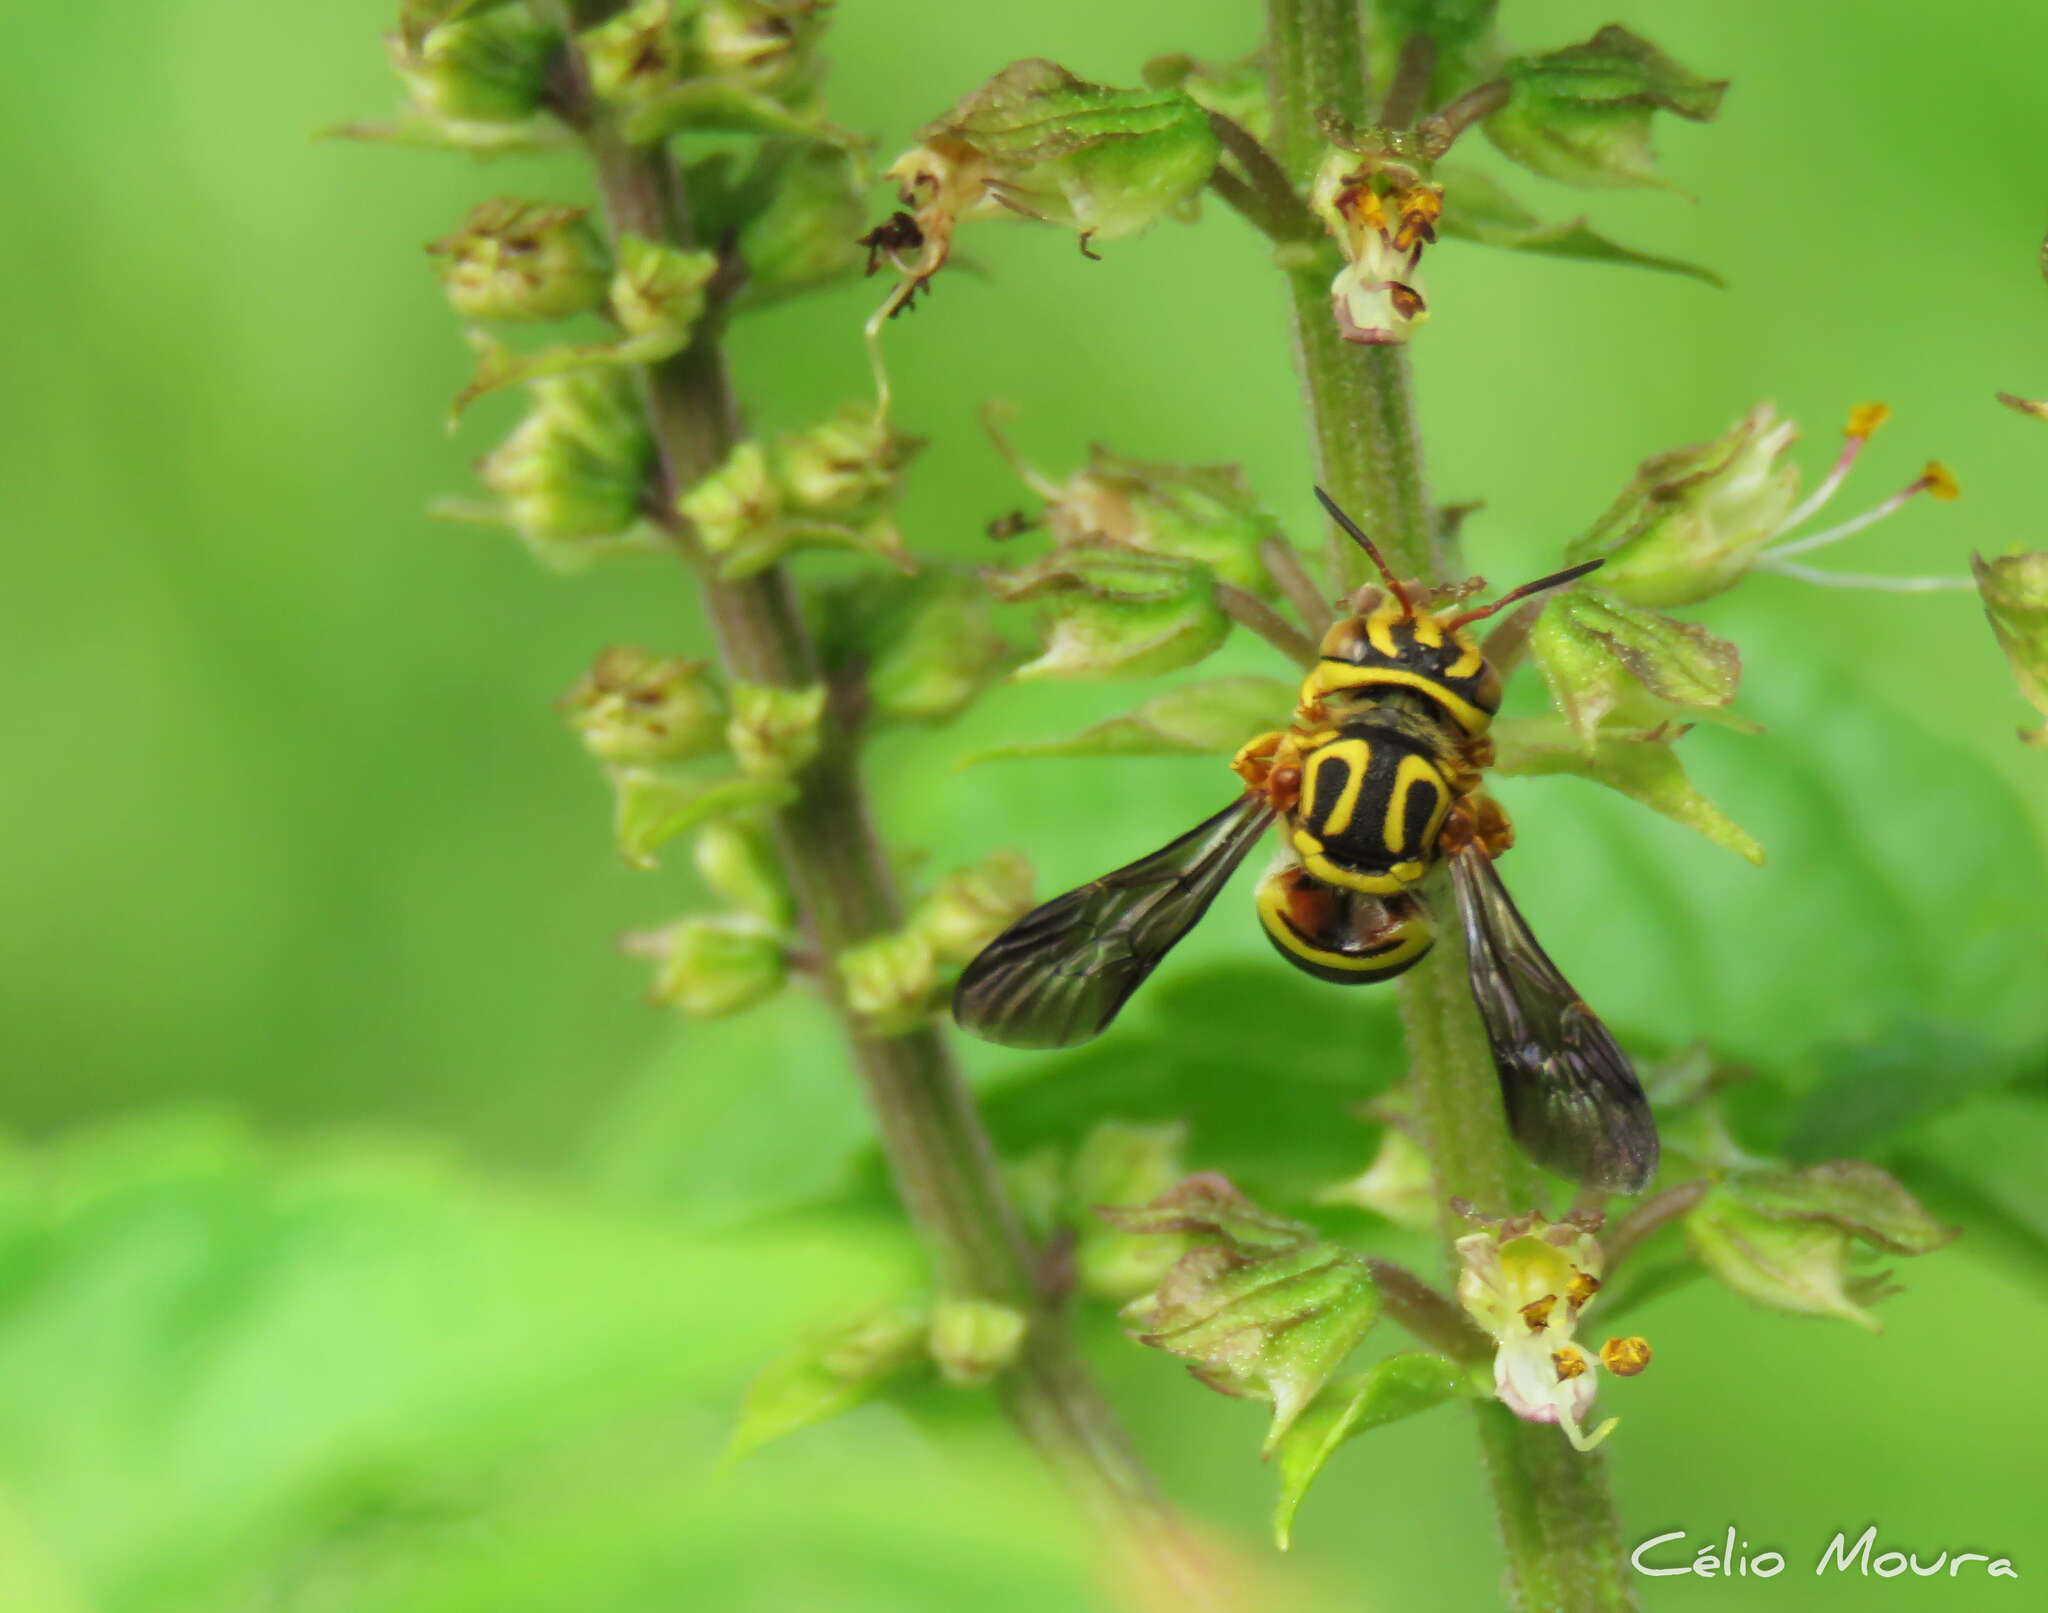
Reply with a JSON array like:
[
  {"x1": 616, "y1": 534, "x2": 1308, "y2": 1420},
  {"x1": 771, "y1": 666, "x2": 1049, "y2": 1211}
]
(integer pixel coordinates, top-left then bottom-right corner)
[
  {"x1": 547, "y1": 10, "x2": 1218, "y2": 1603},
  {"x1": 1265, "y1": 6, "x2": 1637, "y2": 1609}
]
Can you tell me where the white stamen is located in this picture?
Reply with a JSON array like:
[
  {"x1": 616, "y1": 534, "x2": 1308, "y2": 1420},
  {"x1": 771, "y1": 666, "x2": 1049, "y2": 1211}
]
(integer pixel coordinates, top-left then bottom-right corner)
[
  {"x1": 1755, "y1": 557, "x2": 1974, "y2": 592},
  {"x1": 1765, "y1": 477, "x2": 1929, "y2": 558},
  {"x1": 1773, "y1": 432, "x2": 1867, "y2": 538}
]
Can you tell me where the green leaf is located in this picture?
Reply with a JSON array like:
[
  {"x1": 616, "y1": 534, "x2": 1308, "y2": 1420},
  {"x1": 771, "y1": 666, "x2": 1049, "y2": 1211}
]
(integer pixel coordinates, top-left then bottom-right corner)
[
  {"x1": 729, "y1": 1304, "x2": 930, "y2": 1460},
  {"x1": 1437, "y1": 165, "x2": 1723, "y2": 285},
  {"x1": 0, "y1": 1117, "x2": 918, "y2": 1613},
  {"x1": 962, "y1": 675, "x2": 1294, "y2": 764},
  {"x1": 1491, "y1": 717, "x2": 1764, "y2": 865},
  {"x1": 1780, "y1": 1021, "x2": 2032, "y2": 1159},
  {"x1": 1271, "y1": 1353, "x2": 1471, "y2": 1549}
]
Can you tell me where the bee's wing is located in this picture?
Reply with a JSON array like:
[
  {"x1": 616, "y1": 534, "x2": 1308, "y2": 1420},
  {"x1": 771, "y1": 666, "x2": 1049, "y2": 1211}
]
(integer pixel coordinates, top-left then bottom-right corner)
[
  {"x1": 953, "y1": 795, "x2": 1275, "y2": 1050},
  {"x1": 1449, "y1": 846, "x2": 1659, "y2": 1193}
]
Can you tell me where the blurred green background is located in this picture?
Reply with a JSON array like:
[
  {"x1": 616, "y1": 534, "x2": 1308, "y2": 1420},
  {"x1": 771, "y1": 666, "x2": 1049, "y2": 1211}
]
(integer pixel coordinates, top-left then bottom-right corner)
[{"x1": 5, "y1": 0, "x2": 2047, "y2": 1608}]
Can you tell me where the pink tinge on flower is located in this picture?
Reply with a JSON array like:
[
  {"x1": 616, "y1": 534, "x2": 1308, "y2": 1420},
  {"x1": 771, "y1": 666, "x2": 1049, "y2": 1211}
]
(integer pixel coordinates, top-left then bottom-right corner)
[
  {"x1": 1330, "y1": 240, "x2": 1428, "y2": 346},
  {"x1": 1453, "y1": 1213, "x2": 1637, "y2": 1453},
  {"x1": 1495, "y1": 1335, "x2": 1598, "y2": 1429}
]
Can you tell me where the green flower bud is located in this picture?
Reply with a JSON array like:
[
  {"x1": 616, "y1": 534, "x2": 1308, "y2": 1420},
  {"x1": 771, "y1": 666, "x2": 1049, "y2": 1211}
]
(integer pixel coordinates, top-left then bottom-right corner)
[
  {"x1": 1568, "y1": 405, "x2": 1802, "y2": 606},
  {"x1": 1529, "y1": 589, "x2": 1743, "y2": 746},
  {"x1": 1104, "y1": 1174, "x2": 1382, "y2": 1452},
  {"x1": 837, "y1": 930, "x2": 938, "y2": 1034},
  {"x1": 909, "y1": 851, "x2": 1034, "y2": 966},
  {"x1": 560, "y1": 645, "x2": 726, "y2": 766},
  {"x1": 609, "y1": 234, "x2": 718, "y2": 348},
  {"x1": 927, "y1": 1298, "x2": 1028, "y2": 1387},
  {"x1": 776, "y1": 407, "x2": 920, "y2": 519},
  {"x1": 645, "y1": 916, "x2": 787, "y2": 1018},
  {"x1": 580, "y1": 0, "x2": 693, "y2": 110},
  {"x1": 698, "y1": 0, "x2": 828, "y2": 94},
  {"x1": 855, "y1": 572, "x2": 1016, "y2": 726},
  {"x1": 1033, "y1": 449, "x2": 1285, "y2": 596},
  {"x1": 1485, "y1": 25, "x2": 1727, "y2": 191},
  {"x1": 711, "y1": 143, "x2": 866, "y2": 309},
  {"x1": 725, "y1": 681, "x2": 827, "y2": 777},
  {"x1": 729, "y1": 1301, "x2": 929, "y2": 1461},
  {"x1": 1972, "y1": 551, "x2": 2048, "y2": 746},
  {"x1": 693, "y1": 819, "x2": 794, "y2": 927},
  {"x1": 679, "y1": 439, "x2": 780, "y2": 559},
  {"x1": 1316, "y1": 1123, "x2": 1437, "y2": 1232},
  {"x1": 427, "y1": 198, "x2": 611, "y2": 322},
  {"x1": 1686, "y1": 1162, "x2": 1956, "y2": 1332},
  {"x1": 1069, "y1": 1119, "x2": 1190, "y2": 1303},
  {"x1": 388, "y1": 12, "x2": 561, "y2": 124},
  {"x1": 876, "y1": 59, "x2": 1219, "y2": 313},
  {"x1": 475, "y1": 370, "x2": 654, "y2": 552},
  {"x1": 988, "y1": 546, "x2": 1231, "y2": 682}
]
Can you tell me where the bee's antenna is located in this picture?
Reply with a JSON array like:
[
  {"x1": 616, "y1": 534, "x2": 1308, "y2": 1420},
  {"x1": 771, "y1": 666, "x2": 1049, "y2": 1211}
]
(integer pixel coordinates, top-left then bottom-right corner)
[
  {"x1": 1443, "y1": 557, "x2": 1606, "y2": 630},
  {"x1": 1314, "y1": 486, "x2": 1413, "y2": 617}
]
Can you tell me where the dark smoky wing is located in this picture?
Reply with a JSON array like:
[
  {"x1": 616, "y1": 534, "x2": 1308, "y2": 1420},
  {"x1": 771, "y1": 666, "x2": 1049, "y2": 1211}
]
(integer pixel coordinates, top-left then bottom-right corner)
[
  {"x1": 952, "y1": 796, "x2": 1274, "y2": 1050},
  {"x1": 1449, "y1": 848, "x2": 1659, "y2": 1193}
]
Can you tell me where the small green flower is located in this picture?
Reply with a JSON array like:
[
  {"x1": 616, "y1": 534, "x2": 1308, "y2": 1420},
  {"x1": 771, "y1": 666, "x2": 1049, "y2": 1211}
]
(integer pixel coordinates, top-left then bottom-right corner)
[
  {"x1": 609, "y1": 234, "x2": 719, "y2": 348},
  {"x1": 559, "y1": 645, "x2": 726, "y2": 766},
  {"x1": 838, "y1": 930, "x2": 939, "y2": 1034},
  {"x1": 473, "y1": 370, "x2": 654, "y2": 558},
  {"x1": 908, "y1": 852, "x2": 1035, "y2": 966},
  {"x1": 428, "y1": 198, "x2": 612, "y2": 322},
  {"x1": 725, "y1": 681, "x2": 827, "y2": 777},
  {"x1": 694, "y1": 819, "x2": 794, "y2": 927},
  {"x1": 1973, "y1": 550, "x2": 2048, "y2": 745},
  {"x1": 644, "y1": 916, "x2": 787, "y2": 1017},
  {"x1": 389, "y1": 11, "x2": 561, "y2": 125},
  {"x1": 927, "y1": 1299, "x2": 1028, "y2": 1387}
]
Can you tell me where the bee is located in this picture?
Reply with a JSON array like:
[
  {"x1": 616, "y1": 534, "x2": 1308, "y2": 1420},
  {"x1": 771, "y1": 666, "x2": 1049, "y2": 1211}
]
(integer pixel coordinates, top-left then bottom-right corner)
[{"x1": 953, "y1": 489, "x2": 1659, "y2": 1193}]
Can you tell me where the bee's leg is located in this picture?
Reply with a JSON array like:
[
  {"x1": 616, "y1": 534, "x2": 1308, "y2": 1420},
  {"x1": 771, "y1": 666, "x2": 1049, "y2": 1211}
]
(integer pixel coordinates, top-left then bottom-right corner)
[
  {"x1": 1440, "y1": 791, "x2": 1515, "y2": 860},
  {"x1": 1231, "y1": 729, "x2": 1304, "y2": 813}
]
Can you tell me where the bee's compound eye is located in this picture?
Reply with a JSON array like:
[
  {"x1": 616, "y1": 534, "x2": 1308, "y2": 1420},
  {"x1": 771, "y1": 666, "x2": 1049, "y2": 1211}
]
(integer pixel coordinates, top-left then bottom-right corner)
[
  {"x1": 1318, "y1": 616, "x2": 1372, "y2": 664},
  {"x1": 1470, "y1": 658, "x2": 1503, "y2": 714}
]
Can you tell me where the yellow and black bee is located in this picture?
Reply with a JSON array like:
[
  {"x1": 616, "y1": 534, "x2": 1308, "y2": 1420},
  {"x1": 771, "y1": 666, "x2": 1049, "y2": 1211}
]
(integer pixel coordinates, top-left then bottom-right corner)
[{"x1": 954, "y1": 489, "x2": 1659, "y2": 1194}]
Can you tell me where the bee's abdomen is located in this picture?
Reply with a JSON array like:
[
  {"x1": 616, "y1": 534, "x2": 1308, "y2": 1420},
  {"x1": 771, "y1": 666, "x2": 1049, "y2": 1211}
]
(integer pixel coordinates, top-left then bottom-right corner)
[
  {"x1": 1254, "y1": 866, "x2": 1435, "y2": 984},
  {"x1": 1287, "y1": 728, "x2": 1452, "y2": 894}
]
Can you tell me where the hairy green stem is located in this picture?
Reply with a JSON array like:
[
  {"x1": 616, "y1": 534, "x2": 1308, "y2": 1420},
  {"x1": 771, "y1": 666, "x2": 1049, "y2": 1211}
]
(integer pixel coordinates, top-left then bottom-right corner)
[
  {"x1": 547, "y1": 8, "x2": 1218, "y2": 1602},
  {"x1": 1266, "y1": 6, "x2": 1636, "y2": 1609}
]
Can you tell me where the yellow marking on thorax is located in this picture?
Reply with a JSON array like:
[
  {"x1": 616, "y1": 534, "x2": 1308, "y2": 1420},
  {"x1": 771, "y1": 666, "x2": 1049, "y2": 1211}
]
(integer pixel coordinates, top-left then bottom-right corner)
[
  {"x1": 1303, "y1": 663, "x2": 1491, "y2": 735},
  {"x1": 1383, "y1": 752, "x2": 1452, "y2": 859}
]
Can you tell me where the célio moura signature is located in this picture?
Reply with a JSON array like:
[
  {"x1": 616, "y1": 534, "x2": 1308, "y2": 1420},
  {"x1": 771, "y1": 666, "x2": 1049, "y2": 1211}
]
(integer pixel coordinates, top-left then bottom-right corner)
[{"x1": 1631, "y1": 1526, "x2": 2018, "y2": 1581}]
